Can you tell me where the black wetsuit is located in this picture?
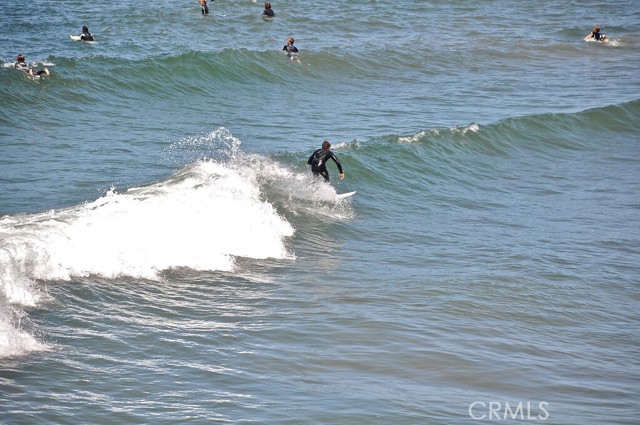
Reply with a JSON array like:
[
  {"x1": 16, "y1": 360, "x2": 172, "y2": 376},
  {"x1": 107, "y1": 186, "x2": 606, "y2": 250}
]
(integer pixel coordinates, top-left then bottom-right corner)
[
  {"x1": 202, "y1": 3, "x2": 209, "y2": 14},
  {"x1": 308, "y1": 148, "x2": 343, "y2": 182},
  {"x1": 592, "y1": 31, "x2": 604, "y2": 41},
  {"x1": 81, "y1": 31, "x2": 94, "y2": 41},
  {"x1": 263, "y1": 9, "x2": 275, "y2": 17},
  {"x1": 282, "y1": 44, "x2": 299, "y2": 53}
]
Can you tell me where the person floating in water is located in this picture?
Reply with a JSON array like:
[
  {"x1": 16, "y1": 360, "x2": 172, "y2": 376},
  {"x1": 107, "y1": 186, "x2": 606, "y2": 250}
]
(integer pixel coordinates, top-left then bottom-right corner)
[
  {"x1": 262, "y1": 2, "x2": 275, "y2": 17},
  {"x1": 308, "y1": 140, "x2": 345, "y2": 182},
  {"x1": 282, "y1": 37, "x2": 299, "y2": 54},
  {"x1": 584, "y1": 25, "x2": 607, "y2": 42},
  {"x1": 200, "y1": 0, "x2": 209, "y2": 15},
  {"x1": 14, "y1": 54, "x2": 50, "y2": 77},
  {"x1": 80, "y1": 26, "x2": 94, "y2": 41},
  {"x1": 282, "y1": 37, "x2": 300, "y2": 61}
]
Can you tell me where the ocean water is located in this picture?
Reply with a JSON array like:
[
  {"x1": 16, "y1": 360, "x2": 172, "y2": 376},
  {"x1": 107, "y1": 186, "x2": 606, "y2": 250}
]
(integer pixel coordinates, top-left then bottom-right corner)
[{"x1": 1, "y1": 0, "x2": 639, "y2": 423}]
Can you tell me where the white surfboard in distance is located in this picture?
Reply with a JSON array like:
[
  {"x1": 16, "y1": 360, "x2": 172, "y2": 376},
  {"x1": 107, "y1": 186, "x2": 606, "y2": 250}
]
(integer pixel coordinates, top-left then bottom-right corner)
[{"x1": 70, "y1": 35, "x2": 96, "y2": 43}]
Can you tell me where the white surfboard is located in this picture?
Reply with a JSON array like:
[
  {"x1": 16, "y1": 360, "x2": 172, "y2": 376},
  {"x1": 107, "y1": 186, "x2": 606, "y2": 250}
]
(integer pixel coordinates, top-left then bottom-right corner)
[
  {"x1": 70, "y1": 35, "x2": 95, "y2": 43},
  {"x1": 336, "y1": 191, "x2": 356, "y2": 199}
]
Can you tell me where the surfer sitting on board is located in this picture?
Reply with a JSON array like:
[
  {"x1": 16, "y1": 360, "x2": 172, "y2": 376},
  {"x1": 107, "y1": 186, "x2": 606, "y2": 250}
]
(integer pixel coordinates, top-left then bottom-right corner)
[
  {"x1": 14, "y1": 54, "x2": 50, "y2": 76},
  {"x1": 584, "y1": 25, "x2": 607, "y2": 42},
  {"x1": 80, "y1": 26, "x2": 94, "y2": 41},
  {"x1": 308, "y1": 140, "x2": 345, "y2": 182},
  {"x1": 263, "y1": 2, "x2": 275, "y2": 17}
]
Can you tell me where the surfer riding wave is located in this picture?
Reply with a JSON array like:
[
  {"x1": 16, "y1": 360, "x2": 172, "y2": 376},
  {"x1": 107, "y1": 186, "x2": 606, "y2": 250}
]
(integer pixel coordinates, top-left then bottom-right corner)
[{"x1": 308, "y1": 140, "x2": 345, "y2": 182}]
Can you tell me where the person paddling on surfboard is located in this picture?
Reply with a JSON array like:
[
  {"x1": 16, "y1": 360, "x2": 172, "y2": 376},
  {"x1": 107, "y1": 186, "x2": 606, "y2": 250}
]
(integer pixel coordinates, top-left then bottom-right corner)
[
  {"x1": 283, "y1": 37, "x2": 298, "y2": 54},
  {"x1": 584, "y1": 25, "x2": 607, "y2": 42},
  {"x1": 80, "y1": 26, "x2": 94, "y2": 41},
  {"x1": 308, "y1": 140, "x2": 345, "y2": 182},
  {"x1": 14, "y1": 54, "x2": 50, "y2": 76}
]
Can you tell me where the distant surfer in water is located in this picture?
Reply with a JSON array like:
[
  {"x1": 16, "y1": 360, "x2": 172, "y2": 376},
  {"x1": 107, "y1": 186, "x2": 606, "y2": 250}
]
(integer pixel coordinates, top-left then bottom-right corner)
[
  {"x1": 308, "y1": 140, "x2": 345, "y2": 182},
  {"x1": 584, "y1": 25, "x2": 607, "y2": 42},
  {"x1": 283, "y1": 37, "x2": 299, "y2": 54},
  {"x1": 282, "y1": 37, "x2": 300, "y2": 61},
  {"x1": 200, "y1": 0, "x2": 209, "y2": 15},
  {"x1": 14, "y1": 54, "x2": 50, "y2": 76},
  {"x1": 80, "y1": 26, "x2": 94, "y2": 41},
  {"x1": 262, "y1": 2, "x2": 275, "y2": 17}
]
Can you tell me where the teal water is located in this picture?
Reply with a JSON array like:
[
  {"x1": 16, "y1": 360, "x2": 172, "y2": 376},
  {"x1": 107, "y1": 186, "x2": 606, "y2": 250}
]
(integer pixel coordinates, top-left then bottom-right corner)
[{"x1": 1, "y1": 1, "x2": 640, "y2": 424}]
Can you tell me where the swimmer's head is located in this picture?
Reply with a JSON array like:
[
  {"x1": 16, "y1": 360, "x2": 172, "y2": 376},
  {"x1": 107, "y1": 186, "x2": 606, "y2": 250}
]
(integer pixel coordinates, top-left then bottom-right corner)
[
  {"x1": 322, "y1": 140, "x2": 331, "y2": 150},
  {"x1": 593, "y1": 25, "x2": 600, "y2": 32},
  {"x1": 265, "y1": 2, "x2": 271, "y2": 8},
  {"x1": 17, "y1": 54, "x2": 25, "y2": 62},
  {"x1": 83, "y1": 26, "x2": 89, "y2": 32},
  {"x1": 288, "y1": 37, "x2": 295, "y2": 45}
]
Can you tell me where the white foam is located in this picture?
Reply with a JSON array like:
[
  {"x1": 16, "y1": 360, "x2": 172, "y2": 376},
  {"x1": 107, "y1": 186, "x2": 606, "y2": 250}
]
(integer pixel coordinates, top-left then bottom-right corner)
[
  {"x1": 398, "y1": 124, "x2": 479, "y2": 143},
  {"x1": 606, "y1": 38, "x2": 622, "y2": 47},
  {"x1": 0, "y1": 315, "x2": 48, "y2": 358},
  {"x1": 0, "y1": 129, "x2": 357, "y2": 357},
  {"x1": 0, "y1": 154, "x2": 297, "y2": 357},
  {"x1": 1, "y1": 161, "x2": 294, "y2": 283},
  {"x1": 453, "y1": 122, "x2": 480, "y2": 134},
  {"x1": 0, "y1": 292, "x2": 49, "y2": 358}
]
